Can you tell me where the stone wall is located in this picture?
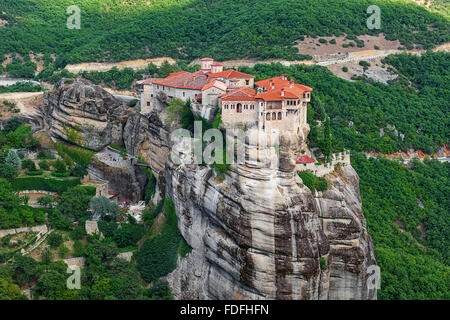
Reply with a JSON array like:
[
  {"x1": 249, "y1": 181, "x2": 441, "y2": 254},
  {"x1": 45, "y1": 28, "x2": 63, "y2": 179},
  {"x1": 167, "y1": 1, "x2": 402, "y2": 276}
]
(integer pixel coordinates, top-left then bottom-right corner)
[
  {"x1": 297, "y1": 151, "x2": 351, "y2": 177},
  {"x1": 0, "y1": 225, "x2": 48, "y2": 239}
]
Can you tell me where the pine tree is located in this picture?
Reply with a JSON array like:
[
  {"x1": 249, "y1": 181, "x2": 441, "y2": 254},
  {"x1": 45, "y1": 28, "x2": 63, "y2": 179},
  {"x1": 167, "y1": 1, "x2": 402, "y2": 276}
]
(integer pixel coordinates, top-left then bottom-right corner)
[{"x1": 5, "y1": 149, "x2": 21, "y2": 169}]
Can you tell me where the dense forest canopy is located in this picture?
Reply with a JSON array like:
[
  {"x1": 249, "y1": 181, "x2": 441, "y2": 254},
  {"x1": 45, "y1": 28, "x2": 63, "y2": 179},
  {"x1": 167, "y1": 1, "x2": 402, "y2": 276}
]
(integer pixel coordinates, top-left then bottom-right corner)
[
  {"x1": 0, "y1": 0, "x2": 449, "y2": 63},
  {"x1": 352, "y1": 154, "x2": 449, "y2": 299}
]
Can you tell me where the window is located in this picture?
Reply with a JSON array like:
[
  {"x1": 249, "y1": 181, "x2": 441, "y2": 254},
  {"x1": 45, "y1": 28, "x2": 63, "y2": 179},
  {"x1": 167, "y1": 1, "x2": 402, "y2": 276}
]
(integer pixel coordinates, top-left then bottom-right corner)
[
  {"x1": 266, "y1": 113, "x2": 270, "y2": 120},
  {"x1": 237, "y1": 103, "x2": 242, "y2": 113},
  {"x1": 278, "y1": 112, "x2": 282, "y2": 120},
  {"x1": 246, "y1": 79, "x2": 250, "y2": 85},
  {"x1": 147, "y1": 102, "x2": 150, "y2": 106},
  {"x1": 272, "y1": 113, "x2": 276, "y2": 120},
  {"x1": 183, "y1": 92, "x2": 185, "y2": 97}
]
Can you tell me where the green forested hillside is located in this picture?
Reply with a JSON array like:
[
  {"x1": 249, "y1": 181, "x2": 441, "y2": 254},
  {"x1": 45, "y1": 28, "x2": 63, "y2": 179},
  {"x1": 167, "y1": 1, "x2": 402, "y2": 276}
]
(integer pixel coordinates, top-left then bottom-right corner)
[
  {"x1": 352, "y1": 154, "x2": 449, "y2": 299},
  {"x1": 0, "y1": 0, "x2": 449, "y2": 63}
]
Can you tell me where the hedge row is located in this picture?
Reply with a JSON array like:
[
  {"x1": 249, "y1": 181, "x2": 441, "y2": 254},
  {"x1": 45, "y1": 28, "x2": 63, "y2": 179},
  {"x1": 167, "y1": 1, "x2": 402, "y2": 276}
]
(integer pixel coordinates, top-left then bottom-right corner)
[{"x1": 11, "y1": 176, "x2": 81, "y2": 193}]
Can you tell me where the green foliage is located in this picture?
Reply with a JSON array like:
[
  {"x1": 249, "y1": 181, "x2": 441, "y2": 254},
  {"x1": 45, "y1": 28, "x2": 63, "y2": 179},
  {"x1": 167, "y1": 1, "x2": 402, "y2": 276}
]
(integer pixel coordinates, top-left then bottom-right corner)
[
  {"x1": 319, "y1": 257, "x2": 327, "y2": 270},
  {"x1": 147, "y1": 279, "x2": 173, "y2": 300},
  {"x1": 2, "y1": 117, "x2": 23, "y2": 134},
  {"x1": 0, "y1": 1, "x2": 447, "y2": 63},
  {"x1": 298, "y1": 171, "x2": 328, "y2": 193},
  {"x1": 37, "y1": 195, "x2": 55, "y2": 209},
  {"x1": 21, "y1": 159, "x2": 35, "y2": 171},
  {"x1": 12, "y1": 254, "x2": 39, "y2": 286},
  {"x1": 11, "y1": 176, "x2": 81, "y2": 193},
  {"x1": 0, "y1": 82, "x2": 43, "y2": 94},
  {"x1": 166, "y1": 98, "x2": 186, "y2": 124},
  {"x1": 0, "y1": 178, "x2": 43, "y2": 228},
  {"x1": 57, "y1": 186, "x2": 93, "y2": 219},
  {"x1": 47, "y1": 232, "x2": 63, "y2": 248},
  {"x1": 137, "y1": 197, "x2": 191, "y2": 282},
  {"x1": 5, "y1": 58, "x2": 36, "y2": 78},
  {"x1": 55, "y1": 142, "x2": 95, "y2": 167},
  {"x1": 352, "y1": 154, "x2": 449, "y2": 299},
  {"x1": 113, "y1": 224, "x2": 146, "y2": 248},
  {"x1": 0, "y1": 164, "x2": 18, "y2": 180},
  {"x1": 0, "y1": 277, "x2": 26, "y2": 300},
  {"x1": 90, "y1": 196, "x2": 119, "y2": 219},
  {"x1": 142, "y1": 200, "x2": 164, "y2": 227},
  {"x1": 38, "y1": 160, "x2": 50, "y2": 171},
  {"x1": 5, "y1": 150, "x2": 21, "y2": 169}
]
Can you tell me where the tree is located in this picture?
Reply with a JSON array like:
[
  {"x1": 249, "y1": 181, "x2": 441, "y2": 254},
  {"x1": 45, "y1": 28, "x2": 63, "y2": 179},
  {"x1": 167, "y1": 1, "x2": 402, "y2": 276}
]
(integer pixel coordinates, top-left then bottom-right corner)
[
  {"x1": 47, "y1": 233, "x2": 63, "y2": 248},
  {"x1": 166, "y1": 98, "x2": 185, "y2": 124},
  {"x1": 2, "y1": 117, "x2": 23, "y2": 134},
  {"x1": 0, "y1": 164, "x2": 18, "y2": 180},
  {"x1": 71, "y1": 164, "x2": 87, "y2": 178},
  {"x1": 0, "y1": 278, "x2": 27, "y2": 300},
  {"x1": 5, "y1": 150, "x2": 21, "y2": 170},
  {"x1": 12, "y1": 254, "x2": 39, "y2": 286},
  {"x1": 37, "y1": 195, "x2": 55, "y2": 209},
  {"x1": 148, "y1": 279, "x2": 173, "y2": 300},
  {"x1": 52, "y1": 159, "x2": 66, "y2": 173},
  {"x1": 89, "y1": 196, "x2": 119, "y2": 219},
  {"x1": 57, "y1": 186, "x2": 92, "y2": 219}
]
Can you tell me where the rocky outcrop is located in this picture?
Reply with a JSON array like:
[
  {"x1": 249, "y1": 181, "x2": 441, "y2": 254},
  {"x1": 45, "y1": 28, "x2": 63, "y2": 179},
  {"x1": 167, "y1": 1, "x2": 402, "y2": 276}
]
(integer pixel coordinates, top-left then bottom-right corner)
[
  {"x1": 42, "y1": 78, "x2": 131, "y2": 151},
  {"x1": 164, "y1": 128, "x2": 377, "y2": 300}
]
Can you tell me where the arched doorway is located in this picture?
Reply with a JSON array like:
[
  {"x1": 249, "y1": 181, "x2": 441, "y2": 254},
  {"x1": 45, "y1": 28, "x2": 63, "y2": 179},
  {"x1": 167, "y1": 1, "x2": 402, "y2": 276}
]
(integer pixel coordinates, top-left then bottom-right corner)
[{"x1": 237, "y1": 103, "x2": 242, "y2": 113}]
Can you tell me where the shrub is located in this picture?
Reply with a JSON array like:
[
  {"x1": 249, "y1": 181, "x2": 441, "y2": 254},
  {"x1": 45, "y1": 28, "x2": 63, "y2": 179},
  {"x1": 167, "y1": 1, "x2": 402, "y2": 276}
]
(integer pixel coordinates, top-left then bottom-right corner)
[
  {"x1": 52, "y1": 159, "x2": 66, "y2": 173},
  {"x1": 47, "y1": 232, "x2": 63, "y2": 248},
  {"x1": 51, "y1": 171, "x2": 70, "y2": 177},
  {"x1": 329, "y1": 39, "x2": 336, "y2": 44},
  {"x1": 38, "y1": 160, "x2": 50, "y2": 171},
  {"x1": 318, "y1": 38, "x2": 327, "y2": 44},
  {"x1": 11, "y1": 176, "x2": 81, "y2": 193},
  {"x1": 320, "y1": 257, "x2": 327, "y2": 269},
  {"x1": 26, "y1": 169, "x2": 43, "y2": 176},
  {"x1": 21, "y1": 159, "x2": 36, "y2": 171},
  {"x1": 342, "y1": 66, "x2": 348, "y2": 72},
  {"x1": 298, "y1": 171, "x2": 328, "y2": 193}
]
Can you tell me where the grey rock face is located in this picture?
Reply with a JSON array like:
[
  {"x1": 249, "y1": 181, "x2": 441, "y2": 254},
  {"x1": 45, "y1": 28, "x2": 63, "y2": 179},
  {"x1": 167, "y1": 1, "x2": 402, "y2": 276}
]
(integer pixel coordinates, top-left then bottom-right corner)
[
  {"x1": 162, "y1": 129, "x2": 377, "y2": 300},
  {"x1": 42, "y1": 78, "x2": 130, "y2": 151}
]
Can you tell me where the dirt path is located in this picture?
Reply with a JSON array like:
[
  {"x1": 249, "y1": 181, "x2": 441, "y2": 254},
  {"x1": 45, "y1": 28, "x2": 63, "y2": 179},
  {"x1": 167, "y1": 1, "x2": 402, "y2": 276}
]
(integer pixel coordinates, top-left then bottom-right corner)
[{"x1": 65, "y1": 57, "x2": 177, "y2": 74}]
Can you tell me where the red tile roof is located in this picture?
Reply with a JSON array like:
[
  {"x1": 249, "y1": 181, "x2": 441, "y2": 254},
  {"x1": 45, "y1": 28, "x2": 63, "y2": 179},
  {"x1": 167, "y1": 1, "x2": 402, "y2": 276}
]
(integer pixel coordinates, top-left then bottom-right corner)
[
  {"x1": 221, "y1": 87, "x2": 256, "y2": 101},
  {"x1": 200, "y1": 57, "x2": 214, "y2": 61},
  {"x1": 211, "y1": 62, "x2": 223, "y2": 66},
  {"x1": 254, "y1": 76, "x2": 312, "y2": 101},
  {"x1": 296, "y1": 155, "x2": 315, "y2": 164},
  {"x1": 201, "y1": 80, "x2": 227, "y2": 91},
  {"x1": 209, "y1": 69, "x2": 254, "y2": 79},
  {"x1": 152, "y1": 71, "x2": 212, "y2": 90}
]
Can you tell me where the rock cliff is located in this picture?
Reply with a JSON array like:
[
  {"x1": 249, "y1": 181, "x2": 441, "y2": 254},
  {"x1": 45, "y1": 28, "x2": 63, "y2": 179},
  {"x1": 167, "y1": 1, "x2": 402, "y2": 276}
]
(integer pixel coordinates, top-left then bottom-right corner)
[
  {"x1": 163, "y1": 132, "x2": 376, "y2": 300},
  {"x1": 42, "y1": 78, "x2": 130, "y2": 151}
]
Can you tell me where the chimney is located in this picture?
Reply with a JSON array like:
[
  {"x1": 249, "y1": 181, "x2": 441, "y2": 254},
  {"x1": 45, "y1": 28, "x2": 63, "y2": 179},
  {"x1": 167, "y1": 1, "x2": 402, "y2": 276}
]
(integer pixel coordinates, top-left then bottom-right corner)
[
  {"x1": 269, "y1": 79, "x2": 274, "y2": 90},
  {"x1": 281, "y1": 88, "x2": 285, "y2": 97},
  {"x1": 281, "y1": 74, "x2": 287, "y2": 81},
  {"x1": 289, "y1": 77, "x2": 294, "y2": 88}
]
